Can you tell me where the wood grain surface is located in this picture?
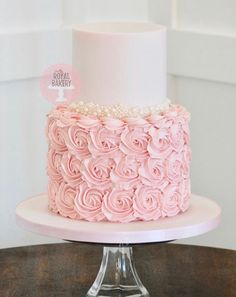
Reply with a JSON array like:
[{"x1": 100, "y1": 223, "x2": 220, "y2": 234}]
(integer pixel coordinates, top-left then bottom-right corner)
[{"x1": 0, "y1": 243, "x2": 235, "y2": 297}]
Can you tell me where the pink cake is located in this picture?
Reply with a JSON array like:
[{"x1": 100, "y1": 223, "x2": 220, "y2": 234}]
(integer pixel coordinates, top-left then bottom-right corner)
[{"x1": 46, "y1": 22, "x2": 191, "y2": 223}]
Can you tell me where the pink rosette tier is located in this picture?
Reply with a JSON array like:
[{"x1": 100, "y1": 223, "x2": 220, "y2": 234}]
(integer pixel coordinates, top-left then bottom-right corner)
[{"x1": 46, "y1": 104, "x2": 191, "y2": 222}]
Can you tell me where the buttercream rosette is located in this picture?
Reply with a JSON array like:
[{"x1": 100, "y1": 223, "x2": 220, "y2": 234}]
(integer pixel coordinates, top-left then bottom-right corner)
[{"x1": 75, "y1": 182, "x2": 108, "y2": 222}]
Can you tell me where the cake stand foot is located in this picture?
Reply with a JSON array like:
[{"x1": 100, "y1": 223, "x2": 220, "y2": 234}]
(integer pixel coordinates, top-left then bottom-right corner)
[{"x1": 86, "y1": 246, "x2": 149, "y2": 297}]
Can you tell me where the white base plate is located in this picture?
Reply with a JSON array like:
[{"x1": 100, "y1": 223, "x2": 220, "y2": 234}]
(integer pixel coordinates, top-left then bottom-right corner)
[{"x1": 16, "y1": 194, "x2": 221, "y2": 244}]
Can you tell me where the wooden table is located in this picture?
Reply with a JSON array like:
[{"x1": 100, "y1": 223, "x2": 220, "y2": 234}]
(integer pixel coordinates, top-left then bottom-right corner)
[{"x1": 0, "y1": 243, "x2": 235, "y2": 297}]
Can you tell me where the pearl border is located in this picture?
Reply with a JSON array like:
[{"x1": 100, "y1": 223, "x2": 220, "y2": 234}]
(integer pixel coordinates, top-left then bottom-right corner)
[{"x1": 69, "y1": 99, "x2": 171, "y2": 119}]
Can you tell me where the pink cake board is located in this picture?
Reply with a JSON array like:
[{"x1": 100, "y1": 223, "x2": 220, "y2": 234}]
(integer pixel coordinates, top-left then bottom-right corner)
[{"x1": 15, "y1": 194, "x2": 221, "y2": 244}]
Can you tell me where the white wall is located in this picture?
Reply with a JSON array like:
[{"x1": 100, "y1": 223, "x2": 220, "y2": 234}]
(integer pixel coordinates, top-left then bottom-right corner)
[
  {"x1": 161, "y1": 0, "x2": 236, "y2": 249},
  {"x1": 0, "y1": 0, "x2": 235, "y2": 249}
]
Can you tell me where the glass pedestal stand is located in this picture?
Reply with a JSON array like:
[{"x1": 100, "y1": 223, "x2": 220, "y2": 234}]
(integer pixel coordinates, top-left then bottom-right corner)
[{"x1": 87, "y1": 245, "x2": 149, "y2": 297}]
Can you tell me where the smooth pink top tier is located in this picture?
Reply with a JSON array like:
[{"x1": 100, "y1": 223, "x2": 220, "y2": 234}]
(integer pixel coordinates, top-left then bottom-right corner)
[{"x1": 73, "y1": 22, "x2": 167, "y2": 107}]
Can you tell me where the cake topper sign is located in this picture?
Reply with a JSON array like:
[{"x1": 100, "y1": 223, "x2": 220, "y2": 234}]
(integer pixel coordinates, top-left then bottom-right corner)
[{"x1": 40, "y1": 64, "x2": 80, "y2": 105}]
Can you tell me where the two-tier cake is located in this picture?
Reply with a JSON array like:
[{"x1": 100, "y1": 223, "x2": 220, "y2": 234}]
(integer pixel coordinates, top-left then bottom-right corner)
[{"x1": 46, "y1": 22, "x2": 191, "y2": 223}]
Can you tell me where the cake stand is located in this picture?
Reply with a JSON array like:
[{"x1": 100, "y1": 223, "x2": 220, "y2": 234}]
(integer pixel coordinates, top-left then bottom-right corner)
[{"x1": 16, "y1": 194, "x2": 221, "y2": 297}]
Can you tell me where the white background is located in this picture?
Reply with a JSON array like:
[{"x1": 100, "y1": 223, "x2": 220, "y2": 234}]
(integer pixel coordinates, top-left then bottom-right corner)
[{"x1": 0, "y1": 0, "x2": 235, "y2": 249}]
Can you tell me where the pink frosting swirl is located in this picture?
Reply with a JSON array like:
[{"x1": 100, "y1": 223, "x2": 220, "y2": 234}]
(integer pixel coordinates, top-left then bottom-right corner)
[
  {"x1": 169, "y1": 121, "x2": 185, "y2": 152},
  {"x1": 181, "y1": 145, "x2": 191, "y2": 179},
  {"x1": 48, "y1": 179, "x2": 60, "y2": 213},
  {"x1": 179, "y1": 179, "x2": 191, "y2": 212},
  {"x1": 146, "y1": 113, "x2": 167, "y2": 127},
  {"x1": 89, "y1": 126, "x2": 121, "y2": 157},
  {"x1": 102, "y1": 117, "x2": 125, "y2": 130},
  {"x1": 165, "y1": 151, "x2": 182, "y2": 183},
  {"x1": 48, "y1": 105, "x2": 68, "y2": 122},
  {"x1": 181, "y1": 117, "x2": 190, "y2": 145},
  {"x1": 47, "y1": 149, "x2": 63, "y2": 182},
  {"x1": 124, "y1": 117, "x2": 149, "y2": 127},
  {"x1": 162, "y1": 184, "x2": 181, "y2": 217},
  {"x1": 102, "y1": 188, "x2": 134, "y2": 222},
  {"x1": 120, "y1": 126, "x2": 149, "y2": 159},
  {"x1": 165, "y1": 105, "x2": 190, "y2": 148},
  {"x1": 75, "y1": 182, "x2": 108, "y2": 221},
  {"x1": 77, "y1": 115, "x2": 100, "y2": 130},
  {"x1": 139, "y1": 158, "x2": 168, "y2": 189},
  {"x1": 65, "y1": 125, "x2": 90, "y2": 159},
  {"x1": 110, "y1": 155, "x2": 139, "y2": 188},
  {"x1": 133, "y1": 185, "x2": 162, "y2": 220},
  {"x1": 47, "y1": 117, "x2": 67, "y2": 152},
  {"x1": 55, "y1": 182, "x2": 80, "y2": 219},
  {"x1": 148, "y1": 126, "x2": 172, "y2": 158},
  {"x1": 46, "y1": 116, "x2": 56, "y2": 136},
  {"x1": 82, "y1": 157, "x2": 113, "y2": 189},
  {"x1": 169, "y1": 105, "x2": 190, "y2": 121},
  {"x1": 57, "y1": 111, "x2": 80, "y2": 128},
  {"x1": 61, "y1": 152, "x2": 83, "y2": 187}
]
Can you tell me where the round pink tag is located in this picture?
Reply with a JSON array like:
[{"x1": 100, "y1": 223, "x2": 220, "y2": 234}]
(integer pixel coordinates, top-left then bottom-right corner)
[{"x1": 40, "y1": 64, "x2": 80, "y2": 105}]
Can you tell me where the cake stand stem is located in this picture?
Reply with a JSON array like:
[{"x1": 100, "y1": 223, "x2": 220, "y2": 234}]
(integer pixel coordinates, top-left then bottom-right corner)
[{"x1": 86, "y1": 245, "x2": 149, "y2": 297}]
